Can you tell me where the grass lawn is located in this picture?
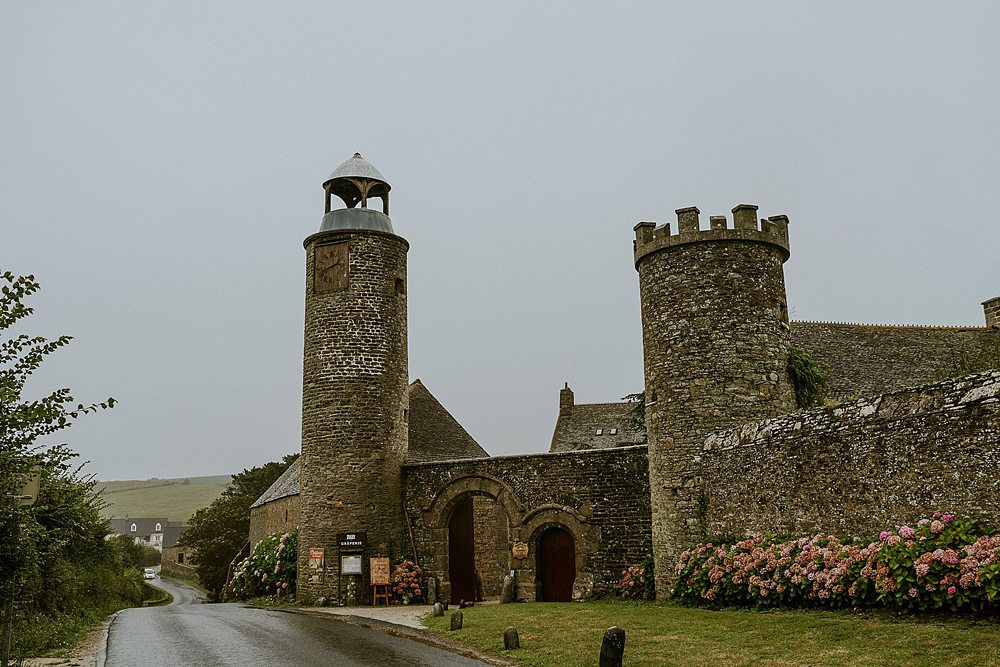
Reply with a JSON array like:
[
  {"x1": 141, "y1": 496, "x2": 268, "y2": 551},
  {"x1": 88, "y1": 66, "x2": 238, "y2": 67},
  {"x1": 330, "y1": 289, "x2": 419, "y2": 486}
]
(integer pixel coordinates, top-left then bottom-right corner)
[{"x1": 423, "y1": 600, "x2": 1000, "y2": 666}]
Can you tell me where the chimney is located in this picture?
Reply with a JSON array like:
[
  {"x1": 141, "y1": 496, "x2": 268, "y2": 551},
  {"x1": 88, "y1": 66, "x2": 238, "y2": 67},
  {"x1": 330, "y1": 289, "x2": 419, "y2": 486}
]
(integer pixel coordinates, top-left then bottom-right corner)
[{"x1": 559, "y1": 383, "x2": 574, "y2": 417}]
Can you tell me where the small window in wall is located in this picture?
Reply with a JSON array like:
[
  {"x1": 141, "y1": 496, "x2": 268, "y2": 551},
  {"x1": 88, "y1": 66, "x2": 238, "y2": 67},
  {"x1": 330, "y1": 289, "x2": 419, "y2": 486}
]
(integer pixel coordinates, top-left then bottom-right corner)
[
  {"x1": 284, "y1": 508, "x2": 289, "y2": 522},
  {"x1": 155, "y1": 523, "x2": 161, "y2": 532},
  {"x1": 130, "y1": 523, "x2": 137, "y2": 532},
  {"x1": 395, "y1": 277, "x2": 405, "y2": 295},
  {"x1": 178, "y1": 552, "x2": 184, "y2": 564},
  {"x1": 596, "y1": 428, "x2": 603, "y2": 436},
  {"x1": 609, "y1": 427, "x2": 618, "y2": 435}
]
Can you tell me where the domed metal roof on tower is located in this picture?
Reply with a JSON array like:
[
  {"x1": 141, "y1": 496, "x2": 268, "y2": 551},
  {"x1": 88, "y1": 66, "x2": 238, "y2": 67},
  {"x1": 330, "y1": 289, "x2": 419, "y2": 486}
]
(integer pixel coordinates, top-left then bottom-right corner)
[
  {"x1": 320, "y1": 152, "x2": 394, "y2": 233},
  {"x1": 325, "y1": 152, "x2": 389, "y2": 185}
]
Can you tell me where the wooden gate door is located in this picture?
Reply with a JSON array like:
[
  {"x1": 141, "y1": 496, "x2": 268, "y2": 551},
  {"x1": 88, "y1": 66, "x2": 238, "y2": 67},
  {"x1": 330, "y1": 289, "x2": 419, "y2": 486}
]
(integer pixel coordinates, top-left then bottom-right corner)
[
  {"x1": 448, "y1": 495, "x2": 476, "y2": 604},
  {"x1": 538, "y1": 527, "x2": 576, "y2": 602}
]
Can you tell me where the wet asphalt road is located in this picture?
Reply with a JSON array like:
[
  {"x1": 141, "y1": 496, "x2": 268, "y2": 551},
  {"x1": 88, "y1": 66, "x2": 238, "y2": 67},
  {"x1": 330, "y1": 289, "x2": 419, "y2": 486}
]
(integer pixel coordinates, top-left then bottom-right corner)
[{"x1": 104, "y1": 577, "x2": 487, "y2": 666}]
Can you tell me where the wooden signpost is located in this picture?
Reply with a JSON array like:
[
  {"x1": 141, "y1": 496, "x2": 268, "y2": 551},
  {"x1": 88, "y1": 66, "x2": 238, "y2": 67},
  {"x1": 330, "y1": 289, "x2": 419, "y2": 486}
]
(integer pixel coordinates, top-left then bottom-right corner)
[{"x1": 370, "y1": 557, "x2": 391, "y2": 607}]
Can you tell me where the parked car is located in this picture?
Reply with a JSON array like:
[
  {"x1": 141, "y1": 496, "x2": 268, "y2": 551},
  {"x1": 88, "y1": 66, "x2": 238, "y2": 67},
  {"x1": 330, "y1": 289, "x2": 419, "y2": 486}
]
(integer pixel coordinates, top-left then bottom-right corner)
[{"x1": 144, "y1": 568, "x2": 156, "y2": 580}]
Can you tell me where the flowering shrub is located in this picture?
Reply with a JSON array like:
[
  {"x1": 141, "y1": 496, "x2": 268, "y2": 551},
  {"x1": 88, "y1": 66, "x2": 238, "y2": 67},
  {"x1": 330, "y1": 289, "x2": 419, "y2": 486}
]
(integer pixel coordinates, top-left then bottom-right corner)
[
  {"x1": 674, "y1": 514, "x2": 1000, "y2": 612},
  {"x1": 229, "y1": 530, "x2": 297, "y2": 601},
  {"x1": 616, "y1": 559, "x2": 656, "y2": 600},
  {"x1": 390, "y1": 559, "x2": 426, "y2": 604}
]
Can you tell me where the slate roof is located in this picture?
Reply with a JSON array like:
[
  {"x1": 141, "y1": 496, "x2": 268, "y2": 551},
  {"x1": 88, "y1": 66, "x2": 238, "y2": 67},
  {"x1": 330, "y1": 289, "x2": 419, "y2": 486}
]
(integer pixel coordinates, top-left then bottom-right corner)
[
  {"x1": 249, "y1": 457, "x2": 301, "y2": 509},
  {"x1": 250, "y1": 380, "x2": 489, "y2": 509},
  {"x1": 162, "y1": 524, "x2": 187, "y2": 548},
  {"x1": 550, "y1": 401, "x2": 647, "y2": 452},
  {"x1": 405, "y1": 379, "x2": 489, "y2": 463},
  {"x1": 109, "y1": 517, "x2": 168, "y2": 537}
]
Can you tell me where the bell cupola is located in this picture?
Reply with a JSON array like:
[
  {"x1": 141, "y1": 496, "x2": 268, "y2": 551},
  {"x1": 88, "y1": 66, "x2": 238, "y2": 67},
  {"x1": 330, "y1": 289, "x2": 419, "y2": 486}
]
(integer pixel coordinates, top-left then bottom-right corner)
[{"x1": 320, "y1": 152, "x2": 394, "y2": 233}]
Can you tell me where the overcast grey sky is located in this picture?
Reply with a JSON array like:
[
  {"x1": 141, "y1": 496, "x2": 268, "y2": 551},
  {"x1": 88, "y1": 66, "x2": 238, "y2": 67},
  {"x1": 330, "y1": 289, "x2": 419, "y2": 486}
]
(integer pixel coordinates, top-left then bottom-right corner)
[{"x1": 3, "y1": 2, "x2": 998, "y2": 481}]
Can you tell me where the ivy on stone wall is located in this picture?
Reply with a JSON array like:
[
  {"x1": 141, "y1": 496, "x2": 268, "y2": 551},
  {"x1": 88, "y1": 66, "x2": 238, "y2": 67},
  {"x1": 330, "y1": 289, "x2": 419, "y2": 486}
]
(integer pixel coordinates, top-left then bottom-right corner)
[
  {"x1": 621, "y1": 392, "x2": 647, "y2": 444},
  {"x1": 943, "y1": 340, "x2": 1000, "y2": 379},
  {"x1": 787, "y1": 346, "x2": 828, "y2": 408}
]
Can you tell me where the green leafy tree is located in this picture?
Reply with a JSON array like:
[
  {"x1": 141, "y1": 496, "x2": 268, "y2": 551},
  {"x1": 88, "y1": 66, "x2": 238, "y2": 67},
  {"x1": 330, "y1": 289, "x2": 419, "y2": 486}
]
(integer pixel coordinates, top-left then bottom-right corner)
[
  {"x1": 1, "y1": 272, "x2": 115, "y2": 580},
  {"x1": 0, "y1": 272, "x2": 134, "y2": 660},
  {"x1": 179, "y1": 454, "x2": 297, "y2": 600}
]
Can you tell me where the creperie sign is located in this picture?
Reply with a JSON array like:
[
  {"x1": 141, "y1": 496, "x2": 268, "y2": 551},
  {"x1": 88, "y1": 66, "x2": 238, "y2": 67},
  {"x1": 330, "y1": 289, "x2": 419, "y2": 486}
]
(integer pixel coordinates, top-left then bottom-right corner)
[{"x1": 337, "y1": 532, "x2": 366, "y2": 551}]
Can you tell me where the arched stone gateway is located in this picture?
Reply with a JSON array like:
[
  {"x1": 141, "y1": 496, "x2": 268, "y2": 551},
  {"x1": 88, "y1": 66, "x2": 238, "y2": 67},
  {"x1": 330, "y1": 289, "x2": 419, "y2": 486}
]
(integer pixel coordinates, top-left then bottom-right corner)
[
  {"x1": 423, "y1": 475, "x2": 519, "y2": 603},
  {"x1": 420, "y1": 475, "x2": 600, "y2": 602}
]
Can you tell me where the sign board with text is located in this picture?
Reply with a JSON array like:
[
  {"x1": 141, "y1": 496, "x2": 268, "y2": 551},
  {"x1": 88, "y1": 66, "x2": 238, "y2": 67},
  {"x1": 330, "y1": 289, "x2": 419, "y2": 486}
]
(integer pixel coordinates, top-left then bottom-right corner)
[
  {"x1": 337, "y1": 532, "x2": 367, "y2": 552},
  {"x1": 341, "y1": 555, "x2": 362, "y2": 575},
  {"x1": 370, "y1": 557, "x2": 391, "y2": 586},
  {"x1": 307, "y1": 548, "x2": 325, "y2": 584}
]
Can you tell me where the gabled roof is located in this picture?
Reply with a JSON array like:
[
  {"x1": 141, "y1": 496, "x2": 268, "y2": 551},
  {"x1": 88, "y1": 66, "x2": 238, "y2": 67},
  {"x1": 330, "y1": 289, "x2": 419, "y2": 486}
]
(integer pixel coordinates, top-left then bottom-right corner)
[
  {"x1": 406, "y1": 379, "x2": 489, "y2": 463},
  {"x1": 162, "y1": 524, "x2": 187, "y2": 548},
  {"x1": 249, "y1": 457, "x2": 300, "y2": 509},
  {"x1": 109, "y1": 517, "x2": 168, "y2": 537},
  {"x1": 250, "y1": 380, "x2": 489, "y2": 509},
  {"x1": 550, "y1": 401, "x2": 646, "y2": 452}
]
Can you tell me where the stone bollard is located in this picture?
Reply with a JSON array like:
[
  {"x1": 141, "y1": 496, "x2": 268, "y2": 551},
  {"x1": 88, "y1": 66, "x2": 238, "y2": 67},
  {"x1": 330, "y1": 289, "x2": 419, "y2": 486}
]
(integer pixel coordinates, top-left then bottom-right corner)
[
  {"x1": 599, "y1": 626, "x2": 626, "y2": 667},
  {"x1": 450, "y1": 609, "x2": 463, "y2": 631},
  {"x1": 500, "y1": 575, "x2": 514, "y2": 604},
  {"x1": 428, "y1": 577, "x2": 438, "y2": 605},
  {"x1": 433, "y1": 602, "x2": 444, "y2": 617},
  {"x1": 503, "y1": 626, "x2": 520, "y2": 650},
  {"x1": 442, "y1": 599, "x2": 449, "y2": 611}
]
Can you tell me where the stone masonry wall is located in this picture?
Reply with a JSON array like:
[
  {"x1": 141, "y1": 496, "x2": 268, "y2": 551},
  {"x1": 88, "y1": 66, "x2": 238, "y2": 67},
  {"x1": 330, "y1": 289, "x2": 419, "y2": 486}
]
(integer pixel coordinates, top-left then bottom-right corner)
[
  {"x1": 161, "y1": 545, "x2": 197, "y2": 579},
  {"x1": 297, "y1": 228, "x2": 409, "y2": 604},
  {"x1": 791, "y1": 321, "x2": 999, "y2": 399},
  {"x1": 698, "y1": 371, "x2": 1000, "y2": 543},
  {"x1": 249, "y1": 494, "x2": 300, "y2": 548},
  {"x1": 402, "y1": 446, "x2": 651, "y2": 601},
  {"x1": 472, "y1": 495, "x2": 510, "y2": 597}
]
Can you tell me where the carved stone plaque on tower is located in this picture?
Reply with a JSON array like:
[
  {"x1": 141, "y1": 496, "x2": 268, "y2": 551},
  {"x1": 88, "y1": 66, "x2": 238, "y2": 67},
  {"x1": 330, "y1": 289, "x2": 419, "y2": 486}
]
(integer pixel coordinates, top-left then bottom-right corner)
[{"x1": 314, "y1": 242, "x2": 349, "y2": 292}]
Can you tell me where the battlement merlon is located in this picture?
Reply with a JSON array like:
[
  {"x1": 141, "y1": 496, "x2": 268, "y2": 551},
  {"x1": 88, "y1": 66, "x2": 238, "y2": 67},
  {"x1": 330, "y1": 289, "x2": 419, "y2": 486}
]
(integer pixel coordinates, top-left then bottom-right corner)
[
  {"x1": 984, "y1": 296, "x2": 1000, "y2": 328},
  {"x1": 633, "y1": 204, "x2": 790, "y2": 267}
]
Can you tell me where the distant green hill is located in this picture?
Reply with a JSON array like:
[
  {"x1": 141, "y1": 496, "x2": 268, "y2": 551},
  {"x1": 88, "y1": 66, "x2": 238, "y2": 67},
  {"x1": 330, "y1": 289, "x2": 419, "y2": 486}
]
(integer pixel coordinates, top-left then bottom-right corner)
[{"x1": 97, "y1": 474, "x2": 232, "y2": 522}]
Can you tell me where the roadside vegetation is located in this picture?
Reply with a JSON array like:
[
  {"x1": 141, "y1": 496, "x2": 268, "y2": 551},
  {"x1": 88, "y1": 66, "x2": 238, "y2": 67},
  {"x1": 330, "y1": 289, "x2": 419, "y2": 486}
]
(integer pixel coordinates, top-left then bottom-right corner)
[
  {"x1": 0, "y1": 272, "x2": 143, "y2": 661},
  {"x1": 179, "y1": 454, "x2": 296, "y2": 601},
  {"x1": 425, "y1": 599, "x2": 1000, "y2": 667}
]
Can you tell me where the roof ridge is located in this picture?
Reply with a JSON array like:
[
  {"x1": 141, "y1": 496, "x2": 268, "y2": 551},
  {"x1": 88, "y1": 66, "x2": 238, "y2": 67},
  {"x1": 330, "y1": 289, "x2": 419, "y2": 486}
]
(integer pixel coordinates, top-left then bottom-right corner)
[{"x1": 791, "y1": 320, "x2": 991, "y2": 331}]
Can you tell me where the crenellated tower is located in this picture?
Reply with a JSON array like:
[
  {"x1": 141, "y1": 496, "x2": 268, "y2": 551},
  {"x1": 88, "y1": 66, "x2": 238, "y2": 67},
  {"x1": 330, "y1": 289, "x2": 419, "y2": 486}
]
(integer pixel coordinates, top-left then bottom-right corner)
[
  {"x1": 296, "y1": 153, "x2": 409, "y2": 604},
  {"x1": 633, "y1": 204, "x2": 796, "y2": 596}
]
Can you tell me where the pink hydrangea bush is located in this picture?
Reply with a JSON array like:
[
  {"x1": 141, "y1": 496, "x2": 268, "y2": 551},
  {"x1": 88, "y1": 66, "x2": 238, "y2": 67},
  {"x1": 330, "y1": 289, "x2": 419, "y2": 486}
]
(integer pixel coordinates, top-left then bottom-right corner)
[
  {"x1": 673, "y1": 515, "x2": 1000, "y2": 612},
  {"x1": 390, "y1": 559, "x2": 426, "y2": 604},
  {"x1": 616, "y1": 559, "x2": 656, "y2": 600},
  {"x1": 229, "y1": 529, "x2": 298, "y2": 601}
]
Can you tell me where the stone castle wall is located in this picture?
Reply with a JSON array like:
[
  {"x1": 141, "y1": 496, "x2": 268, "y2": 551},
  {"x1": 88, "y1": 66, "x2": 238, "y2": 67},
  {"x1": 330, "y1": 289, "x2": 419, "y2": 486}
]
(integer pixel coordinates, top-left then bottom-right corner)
[
  {"x1": 297, "y1": 228, "x2": 409, "y2": 604},
  {"x1": 697, "y1": 371, "x2": 1000, "y2": 541},
  {"x1": 402, "y1": 446, "x2": 652, "y2": 601},
  {"x1": 791, "y1": 321, "x2": 1000, "y2": 399}
]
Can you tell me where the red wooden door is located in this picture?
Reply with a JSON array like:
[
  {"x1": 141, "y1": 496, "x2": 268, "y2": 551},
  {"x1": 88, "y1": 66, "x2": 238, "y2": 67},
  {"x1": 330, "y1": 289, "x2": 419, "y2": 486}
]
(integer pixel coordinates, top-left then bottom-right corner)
[
  {"x1": 538, "y1": 527, "x2": 576, "y2": 602},
  {"x1": 448, "y1": 495, "x2": 476, "y2": 604}
]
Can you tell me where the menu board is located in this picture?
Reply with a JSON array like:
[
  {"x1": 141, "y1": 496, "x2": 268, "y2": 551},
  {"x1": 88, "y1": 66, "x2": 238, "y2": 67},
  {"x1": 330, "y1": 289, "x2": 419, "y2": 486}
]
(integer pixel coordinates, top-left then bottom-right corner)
[{"x1": 370, "y1": 557, "x2": 391, "y2": 586}]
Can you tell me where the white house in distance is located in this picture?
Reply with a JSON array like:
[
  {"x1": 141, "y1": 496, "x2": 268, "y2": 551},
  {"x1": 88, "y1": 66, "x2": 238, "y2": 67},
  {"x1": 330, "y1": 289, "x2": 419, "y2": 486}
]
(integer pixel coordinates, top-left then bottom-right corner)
[{"x1": 109, "y1": 517, "x2": 186, "y2": 552}]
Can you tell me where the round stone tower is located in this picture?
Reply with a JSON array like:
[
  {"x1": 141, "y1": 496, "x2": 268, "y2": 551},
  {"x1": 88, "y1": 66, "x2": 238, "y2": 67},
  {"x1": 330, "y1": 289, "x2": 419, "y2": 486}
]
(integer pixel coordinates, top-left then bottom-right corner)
[
  {"x1": 296, "y1": 153, "x2": 409, "y2": 604},
  {"x1": 633, "y1": 204, "x2": 795, "y2": 596}
]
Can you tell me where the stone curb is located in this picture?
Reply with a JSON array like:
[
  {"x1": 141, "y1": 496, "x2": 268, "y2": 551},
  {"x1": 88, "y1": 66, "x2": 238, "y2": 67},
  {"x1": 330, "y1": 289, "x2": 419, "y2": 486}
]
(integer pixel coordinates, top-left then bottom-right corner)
[{"x1": 262, "y1": 606, "x2": 517, "y2": 666}]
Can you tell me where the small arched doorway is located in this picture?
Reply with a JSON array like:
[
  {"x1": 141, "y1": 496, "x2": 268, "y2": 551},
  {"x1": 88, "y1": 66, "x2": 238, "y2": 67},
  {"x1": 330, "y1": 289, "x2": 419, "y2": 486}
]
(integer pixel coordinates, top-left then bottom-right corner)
[
  {"x1": 537, "y1": 527, "x2": 576, "y2": 602},
  {"x1": 448, "y1": 495, "x2": 476, "y2": 604}
]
